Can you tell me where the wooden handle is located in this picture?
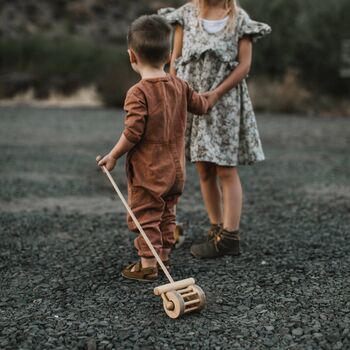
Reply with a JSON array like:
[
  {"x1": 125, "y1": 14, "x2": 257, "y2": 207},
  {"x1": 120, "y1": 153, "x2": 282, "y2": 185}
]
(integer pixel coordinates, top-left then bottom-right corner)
[{"x1": 97, "y1": 158, "x2": 174, "y2": 284}]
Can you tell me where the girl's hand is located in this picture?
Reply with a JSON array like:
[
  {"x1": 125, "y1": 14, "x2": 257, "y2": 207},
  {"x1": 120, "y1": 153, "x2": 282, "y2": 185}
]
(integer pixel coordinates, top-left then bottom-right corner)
[
  {"x1": 97, "y1": 153, "x2": 117, "y2": 171},
  {"x1": 202, "y1": 90, "x2": 220, "y2": 109}
]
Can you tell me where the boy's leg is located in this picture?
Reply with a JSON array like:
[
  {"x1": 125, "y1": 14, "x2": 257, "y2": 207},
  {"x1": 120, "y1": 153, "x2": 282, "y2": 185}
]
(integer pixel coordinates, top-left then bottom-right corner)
[
  {"x1": 159, "y1": 195, "x2": 178, "y2": 262},
  {"x1": 173, "y1": 204, "x2": 186, "y2": 249},
  {"x1": 127, "y1": 185, "x2": 165, "y2": 260}
]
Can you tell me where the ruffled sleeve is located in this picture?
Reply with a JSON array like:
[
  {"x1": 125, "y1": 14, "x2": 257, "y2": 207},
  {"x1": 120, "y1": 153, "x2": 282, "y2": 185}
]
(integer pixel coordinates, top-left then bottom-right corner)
[
  {"x1": 158, "y1": 6, "x2": 185, "y2": 26},
  {"x1": 237, "y1": 9, "x2": 271, "y2": 42}
]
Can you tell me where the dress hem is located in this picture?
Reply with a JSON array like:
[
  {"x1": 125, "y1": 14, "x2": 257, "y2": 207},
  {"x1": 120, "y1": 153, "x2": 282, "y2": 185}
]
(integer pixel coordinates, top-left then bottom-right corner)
[{"x1": 188, "y1": 156, "x2": 265, "y2": 167}]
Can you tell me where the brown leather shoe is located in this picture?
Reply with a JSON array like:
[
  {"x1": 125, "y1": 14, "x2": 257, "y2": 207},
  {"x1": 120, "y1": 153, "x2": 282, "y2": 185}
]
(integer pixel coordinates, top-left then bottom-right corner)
[
  {"x1": 121, "y1": 261, "x2": 158, "y2": 282},
  {"x1": 207, "y1": 223, "x2": 222, "y2": 241},
  {"x1": 191, "y1": 229, "x2": 240, "y2": 259},
  {"x1": 157, "y1": 260, "x2": 171, "y2": 275}
]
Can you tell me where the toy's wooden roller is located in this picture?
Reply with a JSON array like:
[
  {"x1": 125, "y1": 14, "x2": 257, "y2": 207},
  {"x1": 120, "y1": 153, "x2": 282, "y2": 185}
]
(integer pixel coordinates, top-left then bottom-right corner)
[
  {"x1": 96, "y1": 156, "x2": 206, "y2": 319},
  {"x1": 154, "y1": 278, "x2": 206, "y2": 319}
]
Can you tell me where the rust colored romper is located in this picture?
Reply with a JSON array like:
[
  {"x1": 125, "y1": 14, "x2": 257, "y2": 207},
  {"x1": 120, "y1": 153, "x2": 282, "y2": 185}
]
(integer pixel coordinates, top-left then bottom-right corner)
[{"x1": 123, "y1": 74, "x2": 208, "y2": 258}]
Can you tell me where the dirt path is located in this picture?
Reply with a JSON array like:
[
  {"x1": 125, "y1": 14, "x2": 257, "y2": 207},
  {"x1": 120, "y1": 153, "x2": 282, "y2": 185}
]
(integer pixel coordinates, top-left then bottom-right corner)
[{"x1": 0, "y1": 107, "x2": 349, "y2": 349}]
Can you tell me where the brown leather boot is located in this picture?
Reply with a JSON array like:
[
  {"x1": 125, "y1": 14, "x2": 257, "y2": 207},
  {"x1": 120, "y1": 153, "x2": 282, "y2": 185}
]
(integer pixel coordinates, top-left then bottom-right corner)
[
  {"x1": 207, "y1": 223, "x2": 222, "y2": 241},
  {"x1": 191, "y1": 229, "x2": 240, "y2": 258}
]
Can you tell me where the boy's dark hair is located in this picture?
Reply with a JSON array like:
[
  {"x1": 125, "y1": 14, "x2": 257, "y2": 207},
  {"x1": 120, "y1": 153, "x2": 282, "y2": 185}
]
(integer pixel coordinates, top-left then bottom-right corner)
[{"x1": 127, "y1": 15, "x2": 172, "y2": 66}]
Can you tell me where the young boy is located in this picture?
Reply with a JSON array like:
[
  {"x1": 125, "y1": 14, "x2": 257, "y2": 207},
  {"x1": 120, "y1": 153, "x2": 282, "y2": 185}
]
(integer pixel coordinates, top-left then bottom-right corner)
[{"x1": 98, "y1": 15, "x2": 210, "y2": 281}]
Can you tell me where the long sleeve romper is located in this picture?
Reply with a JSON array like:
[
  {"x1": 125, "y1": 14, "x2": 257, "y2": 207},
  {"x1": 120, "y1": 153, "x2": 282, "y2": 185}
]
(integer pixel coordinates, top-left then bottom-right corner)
[{"x1": 123, "y1": 74, "x2": 208, "y2": 258}]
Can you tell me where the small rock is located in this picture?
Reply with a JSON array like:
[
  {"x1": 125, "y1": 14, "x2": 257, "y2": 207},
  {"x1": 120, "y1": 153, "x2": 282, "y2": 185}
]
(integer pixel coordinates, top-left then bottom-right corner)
[
  {"x1": 86, "y1": 338, "x2": 96, "y2": 350},
  {"x1": 292, "y1": 328, "x2": 304, "y2": 336},
  {"x1": 263, "y1": 338, "x2": 275, "y2": 347},
  {"x1": 334, "y1": 341, "x2": 343, "y2": 350},
  {"x1": 284, "y1": 334, "x2": 293, "y2": 342}
]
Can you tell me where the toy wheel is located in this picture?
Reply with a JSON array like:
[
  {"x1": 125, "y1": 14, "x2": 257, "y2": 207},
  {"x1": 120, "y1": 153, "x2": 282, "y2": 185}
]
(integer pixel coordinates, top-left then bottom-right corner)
[
  {"x1": 191, "y1": 285, "x2": 206, "y2": 310},
  {"x1": 163, "y1": 290, "x2": 185, "y2": 319}
]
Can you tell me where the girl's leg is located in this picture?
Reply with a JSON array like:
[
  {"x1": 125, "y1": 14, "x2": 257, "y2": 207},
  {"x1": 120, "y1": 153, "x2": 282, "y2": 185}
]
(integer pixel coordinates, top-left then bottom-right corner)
[
  {"x1": 191, "y1": 165, "x2": 241, "y2": 258},
  {"x1": 196, "y1": 161, "x2": 222, "y2": 225},
  {"x1": 216, "y1": 166, "x2": 242, "y2": 231}
]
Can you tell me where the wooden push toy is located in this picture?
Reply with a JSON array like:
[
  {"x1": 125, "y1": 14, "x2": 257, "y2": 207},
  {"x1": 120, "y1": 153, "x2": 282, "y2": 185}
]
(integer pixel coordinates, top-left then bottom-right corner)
[{"x1": 97, "y1": 157, "x2": 206, "y2": 319}]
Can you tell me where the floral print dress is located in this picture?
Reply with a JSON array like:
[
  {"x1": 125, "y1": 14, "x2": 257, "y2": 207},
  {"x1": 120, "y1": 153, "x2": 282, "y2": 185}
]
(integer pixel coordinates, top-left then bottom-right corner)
[{"x1": 159, "y1": 3, "x2": 271, "y2": 166}]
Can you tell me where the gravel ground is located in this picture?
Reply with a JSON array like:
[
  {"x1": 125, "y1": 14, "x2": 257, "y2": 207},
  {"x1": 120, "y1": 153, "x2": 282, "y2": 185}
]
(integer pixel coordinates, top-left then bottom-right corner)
[{"x1": 0, "y1": 107, "x2": 349, "y2": 350}]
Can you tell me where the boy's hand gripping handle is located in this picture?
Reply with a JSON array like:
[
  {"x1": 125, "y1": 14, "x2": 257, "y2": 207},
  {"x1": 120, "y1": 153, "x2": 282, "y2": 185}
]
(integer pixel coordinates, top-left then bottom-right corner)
[{"x1": 96, "y1": 156, "x2": 174, "y2": 284}]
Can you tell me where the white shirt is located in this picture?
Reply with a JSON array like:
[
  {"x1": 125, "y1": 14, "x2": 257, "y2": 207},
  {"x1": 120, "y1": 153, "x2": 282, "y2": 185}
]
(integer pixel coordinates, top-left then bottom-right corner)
[{"x1": 202, "y1": 16, "x2": 229, "y2": 33}]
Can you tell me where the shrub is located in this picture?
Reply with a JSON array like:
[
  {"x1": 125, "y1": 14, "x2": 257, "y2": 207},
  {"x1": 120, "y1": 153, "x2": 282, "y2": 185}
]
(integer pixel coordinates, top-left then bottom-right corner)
[
  {"x1": 0, "y1": 34, "x2": 137, "y2": 105},
  {"x1": 241, "y1": 0, "x2": 350, "y2": 96},
  {"x1": 0, "y1": 0, "x2": 349, "y2": 107}
]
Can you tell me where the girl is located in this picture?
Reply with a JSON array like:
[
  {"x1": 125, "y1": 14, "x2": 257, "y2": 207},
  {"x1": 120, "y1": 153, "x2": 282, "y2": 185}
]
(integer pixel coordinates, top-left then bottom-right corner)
[{"x1": 159, "y1": 0, "x2": 271, "y2": 258}]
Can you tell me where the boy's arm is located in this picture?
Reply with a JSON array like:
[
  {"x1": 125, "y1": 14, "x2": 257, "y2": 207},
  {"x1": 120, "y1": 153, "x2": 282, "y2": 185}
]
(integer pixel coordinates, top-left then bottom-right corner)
[
  {"x1": 122, "y1": 90, "x2": 147, "y2": 144},
  {"x1": 98, "y1": 90, "x2": 147, "y2": 171},
  {"x1": 98, "y1": 134, "x2": 136, "y2": 171},
  {"x1": 186, "y1": 83, "x2": 209, "y2": 115}
]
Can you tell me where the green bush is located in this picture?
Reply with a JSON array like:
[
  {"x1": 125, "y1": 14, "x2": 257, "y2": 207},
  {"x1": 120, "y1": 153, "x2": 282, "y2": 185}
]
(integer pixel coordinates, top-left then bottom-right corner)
[
  {"x1": 0, "y1": 0, "x2": 349, "y2": 106},
  {"x1": 241, "y1": 0, "x2": 350, "y2": 95},
  {"x1": 0, "y1": 34, "x2": 137, "y2": 105}
]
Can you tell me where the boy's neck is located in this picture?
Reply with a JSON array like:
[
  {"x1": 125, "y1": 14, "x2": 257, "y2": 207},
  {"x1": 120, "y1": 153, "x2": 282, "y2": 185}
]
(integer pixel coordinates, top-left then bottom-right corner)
[{"x1": 138, "y1": 64, "x2": 167, "y2": 80}]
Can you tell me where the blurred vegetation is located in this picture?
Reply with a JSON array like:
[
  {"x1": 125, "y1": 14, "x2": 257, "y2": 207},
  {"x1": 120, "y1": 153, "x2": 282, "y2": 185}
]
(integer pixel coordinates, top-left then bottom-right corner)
[
  {"x1": 0, "y1": 0, "x2": 349, "y2": 108},
  {"x1": 242, "y1": 0, "x2": 350, "y2": 96},
  {"x1": 0, "y1": 35, "x2": 136, "y2": 106}
]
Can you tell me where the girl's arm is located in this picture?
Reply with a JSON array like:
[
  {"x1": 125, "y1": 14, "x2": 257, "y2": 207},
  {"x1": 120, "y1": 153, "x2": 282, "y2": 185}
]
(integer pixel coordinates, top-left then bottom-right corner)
[
  {"x1": 204, "y1": 37, "x2": 253, "y2": 107},
  {"x1": 169, "y1": 25, "x2": 183, "y2": 76}
]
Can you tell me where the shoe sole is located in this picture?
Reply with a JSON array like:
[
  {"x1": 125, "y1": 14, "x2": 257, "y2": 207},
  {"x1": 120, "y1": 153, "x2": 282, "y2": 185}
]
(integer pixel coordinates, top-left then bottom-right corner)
[
  {"x1": 190, "y1": 249, "x2": 240, "y2": 259},
  {"x1": 121, "y1": 271, "x2": 158, "y2": 282}
]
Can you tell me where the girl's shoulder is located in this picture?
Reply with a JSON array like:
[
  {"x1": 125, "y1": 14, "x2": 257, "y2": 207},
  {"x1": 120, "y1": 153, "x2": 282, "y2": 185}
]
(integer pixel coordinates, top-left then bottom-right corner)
[
  {"x1": 235, "y1": 6, "x2": 272, "y2": 42},
  {"x1": 235, "y1": 7, "x2": 251, "y2": 27},
  {"x1": 237, "y1": 7, "x2": 249, "y2": 17},
  {"x1": 158, "y1": 2, "x2": 196, "y2": 27}
]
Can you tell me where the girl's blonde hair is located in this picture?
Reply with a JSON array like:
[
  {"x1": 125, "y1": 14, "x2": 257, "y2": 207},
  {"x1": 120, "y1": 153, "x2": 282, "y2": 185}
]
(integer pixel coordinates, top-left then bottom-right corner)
[{"x1": 193, "y1": 0, "x2": 238, "y2": 30}]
